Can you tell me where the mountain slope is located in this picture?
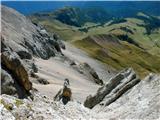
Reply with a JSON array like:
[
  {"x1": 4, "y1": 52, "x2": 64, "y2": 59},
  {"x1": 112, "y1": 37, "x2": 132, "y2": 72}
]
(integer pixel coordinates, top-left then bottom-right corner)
[
  {"x1": 1, "y1": 5, "x2": 65, "y2": 98},
  {"x1": 1, "y1": 4, "x2": 115, "y2": 102}
]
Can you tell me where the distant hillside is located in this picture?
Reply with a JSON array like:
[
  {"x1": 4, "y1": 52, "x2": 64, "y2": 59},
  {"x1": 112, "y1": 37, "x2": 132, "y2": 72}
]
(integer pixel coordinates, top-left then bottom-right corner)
[
  {"x1": 32, "y1": 7, "x2": 112, "y2": 27},
  {"x1": 31, "y1": 8, "x2": 160, "y2": 78},
  {"x1": 31, "y1": 5, "x2": 160, "y2": 28}
]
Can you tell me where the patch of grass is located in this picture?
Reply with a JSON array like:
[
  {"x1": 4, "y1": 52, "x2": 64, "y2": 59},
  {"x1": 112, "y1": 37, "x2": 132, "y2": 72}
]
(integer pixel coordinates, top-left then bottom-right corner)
[
  {"x1": 73, "y1": 36, "x2": 160, "y2": 78},
  {"x1": 15, "y1": 99, "x2": 23, "y2": 107}
]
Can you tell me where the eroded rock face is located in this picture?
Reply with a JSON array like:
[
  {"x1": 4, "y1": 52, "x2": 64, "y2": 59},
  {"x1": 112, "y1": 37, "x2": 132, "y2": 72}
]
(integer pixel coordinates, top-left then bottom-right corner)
[{"x1": 84, "y1": 68, "x2": 140, "y2": 108}]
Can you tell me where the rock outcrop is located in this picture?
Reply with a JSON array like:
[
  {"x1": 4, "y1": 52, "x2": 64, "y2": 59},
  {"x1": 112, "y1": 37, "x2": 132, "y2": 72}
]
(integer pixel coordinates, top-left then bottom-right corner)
[
  {"x1": 94, "y1": 73, "x2": 160, "y2": 119},
  {"x1": 79, "y1": 63, "x2": 104, "y2": 85},
  {"x1": 1, "y1": 48, "x2": 32, "y2": 98},
  {"x1": 84, "y1": 68, "x2": 140, "y2": 108},
  {"x1": 1, "y1": 50, "x2": 32, "y2": 91},
  {"x1": 70, "y1": 62, "x2": 104, "y2": 85}
]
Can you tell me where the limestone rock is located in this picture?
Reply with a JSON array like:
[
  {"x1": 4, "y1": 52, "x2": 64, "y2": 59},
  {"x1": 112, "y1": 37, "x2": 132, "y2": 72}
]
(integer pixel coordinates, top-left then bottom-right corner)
[
  {"x1": 84, "y1": 68, "x2": 140, "y2": 108},
  {"x1": 23, "y1": 59, "x2": 38, "y2": 73},
  {"x1": 94, "y1": 73, "x2": 160, "y2": 120},
  {"x1": 0, "y1": 74, "x2": 159, "y2": 120}
]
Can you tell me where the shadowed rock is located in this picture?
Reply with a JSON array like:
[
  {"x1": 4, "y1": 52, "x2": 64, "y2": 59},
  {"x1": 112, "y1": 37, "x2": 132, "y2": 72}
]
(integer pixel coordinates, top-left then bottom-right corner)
[
  {"x1": 1, "y1": 69, "x2": 17, "y2": 95},
  {"x1": 37, "y1": 78, "x2": 50, "y2": 85},
  {"x1": 79, "y1": 63, "x2": 104, "y2": 85},
  {"x1": 1, "y1": 50, "x2": 32, "y2": 91}
]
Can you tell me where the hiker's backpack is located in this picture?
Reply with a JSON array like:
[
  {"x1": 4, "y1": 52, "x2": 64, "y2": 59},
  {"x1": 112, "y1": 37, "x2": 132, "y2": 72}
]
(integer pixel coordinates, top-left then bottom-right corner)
[{"x1": 62, "y1": 87, "x2": 72, "y2": 98}]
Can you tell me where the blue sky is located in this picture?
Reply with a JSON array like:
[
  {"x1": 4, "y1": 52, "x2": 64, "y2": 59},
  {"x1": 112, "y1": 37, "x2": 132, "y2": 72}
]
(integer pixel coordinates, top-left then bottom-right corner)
[{"x1": 2, "y1": 1, "x2": 160, "y2": 15}]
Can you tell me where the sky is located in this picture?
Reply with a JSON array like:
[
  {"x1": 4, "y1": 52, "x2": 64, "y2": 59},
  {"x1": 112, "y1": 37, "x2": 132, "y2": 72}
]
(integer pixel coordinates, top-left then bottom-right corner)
[{"x1": 2, "y1": 1, "x2": 160, "y2": 15}]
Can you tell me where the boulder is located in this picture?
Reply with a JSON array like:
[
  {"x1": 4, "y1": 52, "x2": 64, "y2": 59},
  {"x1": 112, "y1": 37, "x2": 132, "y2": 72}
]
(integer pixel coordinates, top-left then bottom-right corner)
[
  {"x1": 84, "y1": 68, "x2": 140, "y2": 109},
  {"x1": 1, "y1": 50, "x2": 32, "y2": 91},
  {"x1": 53, "y1": 34, "x2": 59, "y2": 40},
  {"x1": 80, "y1": 63, "x2": 103, "y2": 85},
  {"x1": 37, "y1": 78, "x2": 49, "y2": 85}
]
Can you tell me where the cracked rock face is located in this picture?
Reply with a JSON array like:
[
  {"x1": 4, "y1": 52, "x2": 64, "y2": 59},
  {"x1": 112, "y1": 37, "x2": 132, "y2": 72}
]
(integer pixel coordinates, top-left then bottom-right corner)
[{"x1": 84, "y1": 68, "x2": 140, "y2": 109}]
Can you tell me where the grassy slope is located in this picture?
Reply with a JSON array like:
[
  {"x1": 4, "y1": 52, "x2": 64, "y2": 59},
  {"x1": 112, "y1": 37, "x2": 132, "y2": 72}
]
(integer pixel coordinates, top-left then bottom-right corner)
[
  {"x1": 73, "y1": 35, "x2": 160, "y2": 78},
  {"x1": 31, "y1": 16, "x2": 85, "y2": 41},
  {"x1": 31, "y1": 16, "x2": 160, "y2": 78}
]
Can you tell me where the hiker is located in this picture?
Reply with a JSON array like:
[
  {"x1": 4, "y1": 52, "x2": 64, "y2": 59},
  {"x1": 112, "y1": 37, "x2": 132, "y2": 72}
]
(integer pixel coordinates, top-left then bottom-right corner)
[{"x1": 54, "y1": 79, "x2": 72, "y2": 105}]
